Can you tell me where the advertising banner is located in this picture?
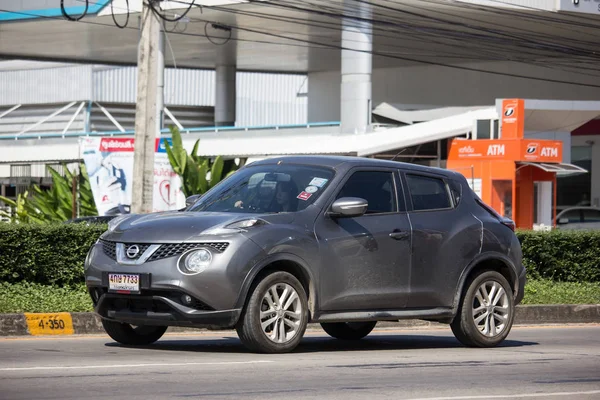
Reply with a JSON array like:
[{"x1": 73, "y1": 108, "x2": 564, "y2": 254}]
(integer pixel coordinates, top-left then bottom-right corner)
[{"x1": 79, "y1": 137, "x2": 186, "y2": 216}]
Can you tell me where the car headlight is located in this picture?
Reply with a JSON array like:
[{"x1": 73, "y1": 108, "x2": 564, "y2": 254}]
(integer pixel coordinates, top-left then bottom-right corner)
[{"x1": 179, "y1": 249, "x2": 212, "y2": 275}]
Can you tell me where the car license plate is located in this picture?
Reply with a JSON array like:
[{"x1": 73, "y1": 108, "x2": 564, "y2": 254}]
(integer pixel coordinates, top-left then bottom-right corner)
[{"x1": 108, "y1": 273, "x2": 140, "y2": 293}]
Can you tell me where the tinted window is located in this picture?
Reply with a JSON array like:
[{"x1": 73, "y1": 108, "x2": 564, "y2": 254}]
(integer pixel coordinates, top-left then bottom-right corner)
[
  {"x1": 448, "y1": 179, "x2": 462, "y2": 207},
  {"x1": 406, "y1": 174, "x2": 451, "y2": 211},
  {"x1": 189, "y1": 164, "x2": 334, "y2": 214},
  {"x1": 583, "y1": 209, "x2": 600, "y2": 222},
  {"x1": 336, "y1": 171, "x2": 398, "y2": 214}
]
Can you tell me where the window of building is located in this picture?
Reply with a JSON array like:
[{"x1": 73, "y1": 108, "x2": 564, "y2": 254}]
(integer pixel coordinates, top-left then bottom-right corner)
[
  {"x1": 557, "y1": 146, "x2": 592, "y2": 208},
  {"x1": 336, "y1": 171, "x2": 399, "y2": 214},
  {"x1": 406, "y1": 174, "x2": 452, "y2": 211}
]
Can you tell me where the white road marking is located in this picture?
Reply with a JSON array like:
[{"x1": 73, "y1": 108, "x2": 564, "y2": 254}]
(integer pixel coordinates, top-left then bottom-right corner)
[
  {"x1": 0, "y1": 360, "x2": 273, "y2": 372},
  {"x1": 406, "y1": 390, "x2": 600, "y2": 400}
]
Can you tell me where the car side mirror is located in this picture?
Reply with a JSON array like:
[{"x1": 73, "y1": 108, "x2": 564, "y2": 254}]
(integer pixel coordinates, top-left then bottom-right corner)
[
  {"x1": 558, "y1": 218, "x2": 569, "y2": 225},
  {"x1": 186, "y1": 194, "x2": 202, "y2": 207},
  {"x1": 329, "y1": 197, "x2": 368, "y2": 218}
]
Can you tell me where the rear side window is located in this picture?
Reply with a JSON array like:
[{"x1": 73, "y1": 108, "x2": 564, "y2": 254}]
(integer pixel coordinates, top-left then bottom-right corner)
[
  {"x1": 406, "y1": 174, "x2": 452, "y2": 211},
  {"x1": 448, "y1": 179, "x2": 462, "y2": 207}
]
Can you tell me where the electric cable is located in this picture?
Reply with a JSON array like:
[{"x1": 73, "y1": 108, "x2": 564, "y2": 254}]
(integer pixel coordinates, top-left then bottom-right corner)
[
  {"x1": 204, "y1": 22, "x2": 232, "y2": 46},
  {"x1": 6, "y1": 3, "x2": 600, "y2": 87},
  {"x1": 61, "y1": 0, "x2": 89, "y2": 21},
  {"x1": 147, "y1": 0, "x2": 195, "y2": 23},
  {"x1": 111, "y1": 0, "x2": 130, "y2": 28}
]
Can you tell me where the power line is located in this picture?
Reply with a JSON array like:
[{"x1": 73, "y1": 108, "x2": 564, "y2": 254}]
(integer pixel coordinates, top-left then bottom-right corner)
[
  {"x1": 111, "y1": 0, "x2": 130, "y2": 28},
  {"x1": 3, "y1": 3, "x2": 600, "y2": 88},
  {"x1": 61, "y1": 0, "x2": 89, "y2": 21}
]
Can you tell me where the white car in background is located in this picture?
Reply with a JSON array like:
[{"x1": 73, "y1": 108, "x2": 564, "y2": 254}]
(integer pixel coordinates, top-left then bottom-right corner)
[{"x1": 555, "y1": 207, "x2": 600, "y2": 230}]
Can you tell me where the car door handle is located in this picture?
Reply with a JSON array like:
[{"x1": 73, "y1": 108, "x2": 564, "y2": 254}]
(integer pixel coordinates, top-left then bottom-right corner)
[{"x1": 389, "y1": 230, "x2": 410, "y2": 240}]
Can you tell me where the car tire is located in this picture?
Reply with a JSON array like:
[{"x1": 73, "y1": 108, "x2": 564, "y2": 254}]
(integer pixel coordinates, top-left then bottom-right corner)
[
  {"x1": 236, "y1": 271, "x2": 308, "y2": 354},
  {"x1": 320, "y1": 321, "x2": 377, "y2": 340},
  {"x1": 451, "y1": 270, "x2": 515, "y2": 348},
  {"x1": 101, "y1": 319, "x2": 167, "y2": 346}
]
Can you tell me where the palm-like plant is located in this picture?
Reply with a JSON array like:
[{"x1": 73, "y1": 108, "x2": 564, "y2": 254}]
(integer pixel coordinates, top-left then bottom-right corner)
[
  {"x1": 164, "y1": 126, "x2": 238, "y2": 197},
  {"x1": 0, "y1": 163, "x2": 98, "y2": 223}
]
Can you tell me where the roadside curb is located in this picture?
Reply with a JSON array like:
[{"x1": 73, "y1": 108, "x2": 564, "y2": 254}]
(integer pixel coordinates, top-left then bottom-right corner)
[{"x1": 1, "y1": 305, "x2": 598, "y2": 337}]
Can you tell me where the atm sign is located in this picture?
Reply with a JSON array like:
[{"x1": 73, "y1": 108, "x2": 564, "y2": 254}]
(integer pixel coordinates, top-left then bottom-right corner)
[{"x1": 521, "y1": 141, "x2": 561, "y2": 162}]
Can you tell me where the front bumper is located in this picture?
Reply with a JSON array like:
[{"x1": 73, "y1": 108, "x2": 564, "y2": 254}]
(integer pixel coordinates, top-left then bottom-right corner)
[
  {"x1": 93, "y1": 290, "x2": 241, "y2": 328},
  {"x1": 85, "y1": 234, "x2": 266, "y2": 328}
]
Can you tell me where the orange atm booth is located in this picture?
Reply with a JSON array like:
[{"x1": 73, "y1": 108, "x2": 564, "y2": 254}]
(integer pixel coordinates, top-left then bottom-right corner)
[{"x1": 447, "y1": 99, "x2": 585, "y2": 230}]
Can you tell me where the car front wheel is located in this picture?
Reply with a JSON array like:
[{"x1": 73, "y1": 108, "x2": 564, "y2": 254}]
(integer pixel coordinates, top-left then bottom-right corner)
[
  {"x1": 451, "y1": 270, "x2": 515, "y2": 347},
  {"x1": 101, "y1": 320, "x2": 167, "y2": 346},
  {"x1": 236, "y1": 271, "x2": 308, "y2": 354}
]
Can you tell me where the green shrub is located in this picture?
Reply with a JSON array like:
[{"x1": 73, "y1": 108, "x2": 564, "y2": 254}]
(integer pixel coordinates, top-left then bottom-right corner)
[
  {"x1": 517, "y1": 230, "x2": 600, "y2": 282},
  {"x1": 0, "y1": 282, "x2": 93, "y2": 313},
  {"x1": 521, "y1": 279, "x2": 600, "y2": 305},
  {"x1": 0, "y1": 225, "x2": 599, "y2": 288},
  {"x1": 0, "y1": 223, "x2": 106, "y2": 286}
]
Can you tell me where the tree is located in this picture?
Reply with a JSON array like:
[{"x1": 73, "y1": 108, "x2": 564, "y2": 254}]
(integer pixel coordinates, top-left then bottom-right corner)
[{"x1": 164, "y1": 126, "x2": 239, "y2": 197}]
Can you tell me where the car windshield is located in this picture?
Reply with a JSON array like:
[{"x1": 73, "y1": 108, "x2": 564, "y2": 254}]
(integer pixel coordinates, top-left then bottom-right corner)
[{"x1": 188, "y1": 164, "x2": 335, "y2": 214}]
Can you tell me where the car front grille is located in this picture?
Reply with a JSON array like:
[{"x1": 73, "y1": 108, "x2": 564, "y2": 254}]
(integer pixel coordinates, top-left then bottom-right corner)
[
  {"x1": 147, "y1": 242, "x2": 229, "y2": 262},
  {"x1": 99, "y1": 239, "x2": 229, "y2": 262},
  {"x1": 100, "y1": 239, "x2": 116, "y2": 260},
  {"x1": 125, "y1": 243, "x2": 152, "y2": 260}
]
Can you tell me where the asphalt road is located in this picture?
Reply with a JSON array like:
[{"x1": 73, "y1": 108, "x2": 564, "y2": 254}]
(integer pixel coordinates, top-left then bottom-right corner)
[{"x1": 0, "y1": 325, "x2": 599, "y2": 400}]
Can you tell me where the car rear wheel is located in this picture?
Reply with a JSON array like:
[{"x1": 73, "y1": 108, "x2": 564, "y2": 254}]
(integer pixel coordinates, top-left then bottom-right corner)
[
  {"x1": 236, "y1": 271, "x2": 308, "y2": 354},
  {"x1": 321, "y1": 321, "x2": 377, "y2": 340},
  {"x1": 451, "y1": 270, "x2": 515, "y2": 347},
  {"x1": 101, "y1": 320, "x2": 167, "y2": 346}
]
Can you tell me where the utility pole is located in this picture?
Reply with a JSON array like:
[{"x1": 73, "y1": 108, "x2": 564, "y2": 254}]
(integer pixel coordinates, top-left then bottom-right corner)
[{"x1": 132, "y1": 1, "x2": 161, "y2": 214}]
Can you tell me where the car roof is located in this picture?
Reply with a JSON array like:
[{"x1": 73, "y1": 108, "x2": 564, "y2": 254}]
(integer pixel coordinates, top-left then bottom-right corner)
[{"x1": 247, "y1": 155, "x2": 460, "y2": 178}]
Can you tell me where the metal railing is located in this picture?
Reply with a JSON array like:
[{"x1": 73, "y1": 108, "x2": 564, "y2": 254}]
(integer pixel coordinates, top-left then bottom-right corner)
[{"x1": 0, "y1": 121, "x2": 342, "y2": 141}]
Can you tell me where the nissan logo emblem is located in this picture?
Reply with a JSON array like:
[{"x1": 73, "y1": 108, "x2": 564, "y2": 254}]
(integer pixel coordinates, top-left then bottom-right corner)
[{"x1": 126, "y1": 245, "x2": 140, "y2": 259}]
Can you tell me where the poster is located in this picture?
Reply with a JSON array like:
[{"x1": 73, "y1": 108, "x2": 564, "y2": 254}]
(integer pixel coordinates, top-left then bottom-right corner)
[{"x1": 79, "y1": 137, "x2": 186, "y2": 216}]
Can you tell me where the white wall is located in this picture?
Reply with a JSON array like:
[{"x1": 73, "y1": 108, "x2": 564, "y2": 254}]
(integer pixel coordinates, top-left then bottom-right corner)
[
  {"x1": 308, "y1": 70, "x2": 341, "y2": 123},
  {"x1": 571, "y1": 135, "x2": 600, "y2": 207},
  {"x1": 308, "y1": 61, "x2": 600, "y2": 122}
]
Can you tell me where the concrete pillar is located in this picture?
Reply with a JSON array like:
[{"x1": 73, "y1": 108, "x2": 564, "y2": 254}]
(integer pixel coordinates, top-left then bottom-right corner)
[
  {"x1": 215, "y1": 65, "x2": 236, "y2": 127},
  {"x1": 341, "y1": 0, "x2": 372, "y2": 134},
  {"x1": 215, "y1": 31, "x2": 237, "y2": 127}
]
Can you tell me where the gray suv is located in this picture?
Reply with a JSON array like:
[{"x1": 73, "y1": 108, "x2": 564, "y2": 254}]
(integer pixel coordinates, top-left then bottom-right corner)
[{"x1": 85, "y1": 156, "x2": 526, "y2": 353}]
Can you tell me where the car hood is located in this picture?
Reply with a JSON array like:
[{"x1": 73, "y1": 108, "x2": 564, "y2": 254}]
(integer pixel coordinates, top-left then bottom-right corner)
[{"x1": 101, "y1": 211, "x2": 294, "y2": 243}]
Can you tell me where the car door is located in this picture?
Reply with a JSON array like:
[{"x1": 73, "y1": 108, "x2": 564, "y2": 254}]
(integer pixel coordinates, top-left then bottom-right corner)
[
  {"x1": 315, "y1": 168, "x2": 412, "y2": 311},
  {"x1": 402, "y1": 171, "x2": 480, "y2": 309}
]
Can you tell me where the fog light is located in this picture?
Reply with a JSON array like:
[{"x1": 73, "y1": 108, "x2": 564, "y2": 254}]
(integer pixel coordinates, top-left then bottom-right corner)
[
  {"x1": 182, "y1": 295, "x2": 193, "y2": 305},
  {"x1": 179, "y1": 248, "x2": 212, "y2": 275}
]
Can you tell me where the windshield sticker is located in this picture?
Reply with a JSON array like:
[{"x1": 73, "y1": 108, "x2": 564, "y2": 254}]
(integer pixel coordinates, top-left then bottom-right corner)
[
  {"x1": 304, "y1": 185, "x2": 318, "y2": 194},
  {"x1": 309, "y1": 177, "x2": 328, "y2": 187},
  {"x1": 297, "y1": 191, "x2": 313, "y2": 201}
]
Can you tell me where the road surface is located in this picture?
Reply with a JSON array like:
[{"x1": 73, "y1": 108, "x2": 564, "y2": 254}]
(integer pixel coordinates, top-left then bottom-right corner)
[{"x1": 0, "y1": 325, "x2": 599, "y2": 400}]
